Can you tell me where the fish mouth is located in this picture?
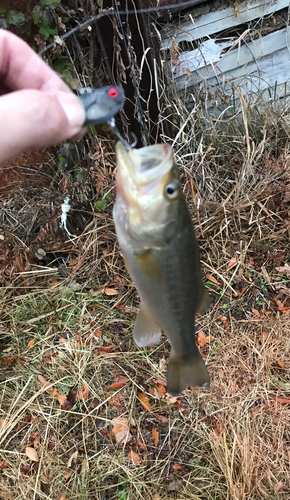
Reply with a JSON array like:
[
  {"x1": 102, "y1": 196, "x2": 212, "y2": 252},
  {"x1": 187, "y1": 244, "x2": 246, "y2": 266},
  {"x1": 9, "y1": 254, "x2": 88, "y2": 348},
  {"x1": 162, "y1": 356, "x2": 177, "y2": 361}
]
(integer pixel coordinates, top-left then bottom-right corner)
[{"x1": 116, "y1": 141, "x2": 173, "y2": 186}]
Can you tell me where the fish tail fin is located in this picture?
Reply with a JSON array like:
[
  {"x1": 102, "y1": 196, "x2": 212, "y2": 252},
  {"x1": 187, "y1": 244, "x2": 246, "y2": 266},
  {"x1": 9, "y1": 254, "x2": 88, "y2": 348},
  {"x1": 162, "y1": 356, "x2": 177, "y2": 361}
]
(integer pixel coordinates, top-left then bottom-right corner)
[
  {"x1": 167, "y1": 353, "x2": 210, "y2": 396},
  {"x1": 197, "y1": 285, "x2": 210, "y2": 314}
]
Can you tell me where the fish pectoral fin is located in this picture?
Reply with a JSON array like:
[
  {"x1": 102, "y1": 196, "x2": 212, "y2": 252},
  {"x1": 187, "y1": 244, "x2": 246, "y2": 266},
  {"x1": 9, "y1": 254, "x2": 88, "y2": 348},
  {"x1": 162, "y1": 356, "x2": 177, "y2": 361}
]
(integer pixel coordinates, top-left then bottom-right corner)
[
  {"x1": 167, "y1": 352, "x2": 210, "y2": 396},
  {"x1": 133, "y1": 305, "x2": 162, "y2": 348}
]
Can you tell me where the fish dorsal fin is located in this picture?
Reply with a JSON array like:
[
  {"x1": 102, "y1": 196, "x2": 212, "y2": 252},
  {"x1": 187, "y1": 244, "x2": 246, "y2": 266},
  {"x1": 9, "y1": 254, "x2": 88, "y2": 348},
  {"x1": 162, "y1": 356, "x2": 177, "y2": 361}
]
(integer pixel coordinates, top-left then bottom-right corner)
[{"x1": 133, "y1": 305, "x2": 162, "y2": 348}]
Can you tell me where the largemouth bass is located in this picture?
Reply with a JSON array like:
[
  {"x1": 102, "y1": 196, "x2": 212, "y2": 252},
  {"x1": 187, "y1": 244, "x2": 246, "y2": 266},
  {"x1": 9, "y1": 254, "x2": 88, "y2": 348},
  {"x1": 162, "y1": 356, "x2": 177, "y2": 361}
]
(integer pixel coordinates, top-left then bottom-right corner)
[{"x1": 113, "y1": 141, "x2": 210, "y2": 396}]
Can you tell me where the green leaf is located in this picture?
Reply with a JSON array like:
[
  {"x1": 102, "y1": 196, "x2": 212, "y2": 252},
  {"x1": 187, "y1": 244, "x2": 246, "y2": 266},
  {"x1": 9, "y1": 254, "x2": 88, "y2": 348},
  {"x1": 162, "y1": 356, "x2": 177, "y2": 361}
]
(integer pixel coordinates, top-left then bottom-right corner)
[
  {"x1": 32, "y1": 5, "x2": 41, "y2": 24},
  {"x1": 87, "y1": 125, "x2": 97, "y2": 135},
  {"x1": 102, "y1": 123, "x2": 111, "y2": 132},
  {"x1": 40, "y1": 0, "x2": 61, "y2": 7},
  {"x1": 6, "y1": 10, "x2": 26, "y2": 26},
  {"x1": 76, "y1": 171, "x2": 85, "y2": 181},
  {"x1": 0, "y1": 6, "x2": 6, "y2": 14},
  {"x1": 53, "y1": 58, "x2": 69, "y2": 74},
  {"x1": 39, "y1": 19, "x2": 57, "y2": 39},
  {"x1": 95, "y1": 199, "x2": 107, "y2": 212}
]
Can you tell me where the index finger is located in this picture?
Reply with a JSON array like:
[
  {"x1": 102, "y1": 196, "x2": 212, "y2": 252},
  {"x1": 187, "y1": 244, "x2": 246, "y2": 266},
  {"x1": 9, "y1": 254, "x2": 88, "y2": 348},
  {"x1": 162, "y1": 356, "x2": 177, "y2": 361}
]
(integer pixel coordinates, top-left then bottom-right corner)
[{"x1": 0, "y1": 30, "x2": 70, "y2": 93}]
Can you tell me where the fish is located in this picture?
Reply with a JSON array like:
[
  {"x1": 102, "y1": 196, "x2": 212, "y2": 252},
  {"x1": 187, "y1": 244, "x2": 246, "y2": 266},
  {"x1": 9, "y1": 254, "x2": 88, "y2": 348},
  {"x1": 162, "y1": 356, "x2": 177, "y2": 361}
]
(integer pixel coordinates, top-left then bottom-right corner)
[{"x1": 113, "y1": 141, "x2": 210, "y2": 396}]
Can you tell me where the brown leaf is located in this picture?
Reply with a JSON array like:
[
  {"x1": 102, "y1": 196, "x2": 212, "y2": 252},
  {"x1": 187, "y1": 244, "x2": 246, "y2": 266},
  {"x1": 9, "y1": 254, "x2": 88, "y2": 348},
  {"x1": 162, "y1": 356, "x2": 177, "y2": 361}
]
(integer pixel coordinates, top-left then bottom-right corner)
[
  {"x1": 38, "y1": 375, "x2": 52, "y2": 390},
  {"x1": 25, "y1": 446, "x2": 39, "y2": 462},
  {"x1": 274, "y1": 481, "x2": 285, "y2": 493},
  {"x1": 274, "y1": 396, "x2": 290, "y2": 405},
  {"x1": 109, "y1": 375, "x2": 129, "y2": 389},
  {"x1": 275, "y1": 264, "x2": 290, "y2": 274},
  {"x1": 60, "y1": 494, "x2": 66, "y2": 500},
  {"x1": 64, "y1": 470, "x2": 71, "y2": 479},
  {"x1": 18, "y1": 414, "x2": 32, "y2": 431},
  {"x1": 277, "y1": 359, "x2": 286, "y2": 368},
  {"x1": 50, "y1": 387, "x2": 58, "y2": 397},
  {"x1": 197, "y1": 330, "x2": 214, "y2": 348},
  {"x1": 173, "y1": 463, "x2": 183, "y2": 471},
  {"x1": 136, "y1": 438, "x2": 146, "y2": 451},
  {"x1": 213, "y1": 422, "x2": 225, "y2": 437},
  {"x1": 43, "y1": 356, "x2": 53, "y2": 364},
  {"x1": 23, "y1": 327, "x2": 33, "y2": 332},
  {"x1": 206, "y1": 274, "x2": 219, "y2": 284},
  {"x1": 67, "y1": 450, "x2": 78, "y2": 468},
  {"x1": 259, "y1": 331, "x2": 269, "y2": 341},
  {"x1": 112, "y1": 416, "x2": 135, "y2": 445},
  {"x1": 138, "y1": 392, "x2": 151, "y2": 412},
  {"x1": 101, "y1": 287, "x2": 119, "y2": 295},
  {"x1": 0, "y1": 460, "x2": 9, "y2": 468},
  {"x1": 57, "y1": 395, "x2": 67, "y2": 406},
  {"x1": 251, "y1": 308, "x2": 260, "y2": 318},
  {"x1": 77, "y1": 384, "x2": 89, "y2": 402},
  {"x1": 227, "y1": 254, "x2": 238, "y2": 270},
  {"x1": 93, "y1": 329, "x2": 101, "y2": 338},
  {"x1": 152, "y1": 427, "x2": 159, "y2": 447},
  {"x1": 100, "y1": 344, "x2": 114, "y2": 353},
  {"x1": 128, "y1": 450, "x2": 142, "y2": 465},
  {"x1": 0, "y1": 418, "x2": 5, "y2": 428},
  {"x1": 26, "y1": 339, "x2": 35, "y2": 350}
]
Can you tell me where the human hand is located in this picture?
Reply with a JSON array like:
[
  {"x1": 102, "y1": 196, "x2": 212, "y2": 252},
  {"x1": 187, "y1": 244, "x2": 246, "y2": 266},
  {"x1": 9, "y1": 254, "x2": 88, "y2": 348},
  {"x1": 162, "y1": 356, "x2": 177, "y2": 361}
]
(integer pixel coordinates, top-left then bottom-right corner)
[{"x1": 0, "y1": 30, "x2": 86, "y2": 163}]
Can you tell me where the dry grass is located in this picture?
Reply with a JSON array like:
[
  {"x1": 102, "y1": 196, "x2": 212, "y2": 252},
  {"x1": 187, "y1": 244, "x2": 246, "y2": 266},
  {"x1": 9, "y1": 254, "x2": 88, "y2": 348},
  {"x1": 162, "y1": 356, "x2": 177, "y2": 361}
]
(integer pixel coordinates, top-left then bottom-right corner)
[
  {"x1": 2, "y1": 5, "x2": 290, "y2": 498},
  {"x1": 1, "y1": 89, "x2": 290, "y2": 500}
]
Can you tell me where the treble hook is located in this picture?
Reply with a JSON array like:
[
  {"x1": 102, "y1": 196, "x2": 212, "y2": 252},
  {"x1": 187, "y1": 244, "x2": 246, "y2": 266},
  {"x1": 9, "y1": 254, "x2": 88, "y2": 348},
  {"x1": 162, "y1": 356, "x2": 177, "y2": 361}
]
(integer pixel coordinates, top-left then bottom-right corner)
[{"x1": 107, "y1": 118, "x2": 137, "y2": 151}]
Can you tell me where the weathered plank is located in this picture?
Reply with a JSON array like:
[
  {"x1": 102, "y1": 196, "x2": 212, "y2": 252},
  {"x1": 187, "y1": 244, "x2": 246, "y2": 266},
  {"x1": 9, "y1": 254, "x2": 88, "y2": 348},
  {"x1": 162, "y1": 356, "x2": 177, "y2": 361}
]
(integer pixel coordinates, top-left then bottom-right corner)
[
  {"x1": 161, "y1": 0, "x2": 289, "y2": 49},
  {"x1": 170, "y1": 28, "x2": 290, "y2": 91}
]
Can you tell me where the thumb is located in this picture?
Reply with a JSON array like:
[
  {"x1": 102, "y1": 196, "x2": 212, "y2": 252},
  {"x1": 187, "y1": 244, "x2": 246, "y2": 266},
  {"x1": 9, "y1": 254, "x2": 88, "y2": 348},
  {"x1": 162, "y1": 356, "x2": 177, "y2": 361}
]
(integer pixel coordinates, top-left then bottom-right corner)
[{"x1": 0, "y1": 89, "x2": 86, "y2": 163}]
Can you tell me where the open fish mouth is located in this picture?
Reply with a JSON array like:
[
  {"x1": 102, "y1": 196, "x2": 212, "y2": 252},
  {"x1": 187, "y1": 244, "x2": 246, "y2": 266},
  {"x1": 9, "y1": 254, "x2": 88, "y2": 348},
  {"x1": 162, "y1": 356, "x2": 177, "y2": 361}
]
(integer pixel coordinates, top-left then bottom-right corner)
[{"x1": 116, "y1": 141, "x2": 173, "y2": 186}]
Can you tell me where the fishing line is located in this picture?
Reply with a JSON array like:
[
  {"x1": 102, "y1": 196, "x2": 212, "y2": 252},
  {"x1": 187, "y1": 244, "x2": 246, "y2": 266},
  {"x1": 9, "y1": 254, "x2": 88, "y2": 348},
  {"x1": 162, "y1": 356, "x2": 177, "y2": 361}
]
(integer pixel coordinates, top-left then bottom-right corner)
[
  {"x1": 113, "y1": 0, "x2": 150, "y2": 145},
  {"x1": 39, "y1": 0, "x2": 192, "y2": 55}
]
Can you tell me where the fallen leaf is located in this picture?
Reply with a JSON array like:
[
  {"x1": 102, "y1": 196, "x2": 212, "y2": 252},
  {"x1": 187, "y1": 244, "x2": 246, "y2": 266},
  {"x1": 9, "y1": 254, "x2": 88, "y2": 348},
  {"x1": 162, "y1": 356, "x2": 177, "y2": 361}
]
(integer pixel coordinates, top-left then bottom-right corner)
[
  {"x1": 167, "y1": 480, "x2": 180, "y2": 492},
  {"x1": 0, "y1": 418, "x2": 5, "y2": 428},
  {"x1": 109, "y1": 375, "x2": 129, "y2": 389},
  {"x1": 173, "y1": 463, "x2": 183, "y2": 471},
  {"x1": 128, "y1": 450, "x2": 142, "y2": 464},
  {"x1": 67, "y1": 450, "x2": 78, "y2": 468},
  {"x1": 100, "y1": 344, "x2": 114, "y2": 353},
  {"x1": 213, "y1": 422, "x2": 225, "y2": 437},
  {"x1": 259, "y1": 331, "x2": 269, "y2": 341},
  {"x1": 274, "y1": 481, "x2": 285, "y2": 493},
  {"x1": 251, "y1": 308, "x2": 260, "y2": 318},
  {"x1": 101, "y1": 287, "x2": 118, "y2": 295},
  {"x1": 274, "y1": 396, "x2": 290, "y2": 405},
  {"x1": 197, "y1": 330, "x2": 214, "y2": 348},
  {"x1": 0, "y1": 460, "x2": 9, "y2": 468},
  {"x1": 136, "y1": 437, "x2": 146, "y2": 451},
  {"x1": 58, "y1": 337, "x2": 66, "y2": 344},
  {"x1": 26, "y1": 339, "x2": 35, "y2": 350},
  {"x1": 37, "y1": 375, "x2": 52, "y2": 390},
  {"x1": 148, "y1": 387, "x2": 155, "y2": 396},
  {"x1": 50, "y1": 387, "x2": 58, "y2": 397},
  {"x1": 77, "y1": 384, "x2": 89, "y2": 402},
  {"x1": 277, "y1": 360, "x2": 286, "y2": 368},
  {"x1": 64, "y1": 470, "x2": 71, "y2": 479},
  {"x1": 25, "y1": 446, "x2": 39, "y2": 462},
  {"x1": 275, "y1": 264, "x2": 290, "y2": 274},
  {"x1": 50, "y1": 281, "x2": 61, "y2": 287},
  {"x1": 43, "y1": 356, "x2": 53, "y2": 364},
  {"x1": 206, "y1": 274, "x2": 219, "y2": 284},
  {"x1": 57, "y1": 395, "x2": 68, "y2": 406},
  {"x1": 138, "y1": 392, "x2": 151, "y2": 412},
  {"x1": 152, "y1": 427, "x2": 159, "y2": 447},
  {"x1": 112, "y1": 416, "x2": 135, "y2": 445},
  {"x1": 18, "y1": 414, "x2": 32, "y2": 431},
  {"x1": 227, "y1": 254, "x2": 238, "y2": 270},
  {"x1": 93, "y1": 329, "x2": 101, "y2": 337},
  {"x1": 23, "y1": 327, "x2": 33, "y2": 332},
  {"x1": 60, "y1": 494, "x2": 66, "y2": 500}
]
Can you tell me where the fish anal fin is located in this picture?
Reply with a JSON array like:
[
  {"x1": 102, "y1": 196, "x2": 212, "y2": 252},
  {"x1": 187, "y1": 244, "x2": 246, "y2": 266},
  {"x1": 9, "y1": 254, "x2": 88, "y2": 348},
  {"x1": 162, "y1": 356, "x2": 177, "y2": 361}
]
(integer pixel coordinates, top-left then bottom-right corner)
[
  {"x1": 167, "y1": 352, "x2": 210, "y2": 396},
  {"x1": 133, "y1": 305, "x2": 162, "y2": 348}
]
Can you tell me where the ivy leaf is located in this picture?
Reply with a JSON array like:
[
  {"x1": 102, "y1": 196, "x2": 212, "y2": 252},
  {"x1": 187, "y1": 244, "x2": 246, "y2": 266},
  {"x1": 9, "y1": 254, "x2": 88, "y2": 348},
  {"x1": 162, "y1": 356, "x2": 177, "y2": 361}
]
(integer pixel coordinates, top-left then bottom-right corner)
[{"x1": 40, "y1": 19, "x2": 57, "y2": 39}]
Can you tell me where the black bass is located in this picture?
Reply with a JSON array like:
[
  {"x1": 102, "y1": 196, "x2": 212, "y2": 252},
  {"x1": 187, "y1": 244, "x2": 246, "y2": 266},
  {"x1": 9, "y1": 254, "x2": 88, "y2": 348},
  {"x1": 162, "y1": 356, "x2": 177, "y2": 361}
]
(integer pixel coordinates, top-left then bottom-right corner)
[{"x1": 113, "y1": 141, "x2": 210, "y2": 396}]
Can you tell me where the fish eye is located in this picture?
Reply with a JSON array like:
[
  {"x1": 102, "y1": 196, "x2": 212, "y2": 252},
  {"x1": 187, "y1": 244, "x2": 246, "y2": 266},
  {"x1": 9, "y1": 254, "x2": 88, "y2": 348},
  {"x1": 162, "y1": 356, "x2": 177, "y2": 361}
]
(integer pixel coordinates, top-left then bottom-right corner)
[{"x1": 165, "y1": 181, "x2": 179, "y2": 199}]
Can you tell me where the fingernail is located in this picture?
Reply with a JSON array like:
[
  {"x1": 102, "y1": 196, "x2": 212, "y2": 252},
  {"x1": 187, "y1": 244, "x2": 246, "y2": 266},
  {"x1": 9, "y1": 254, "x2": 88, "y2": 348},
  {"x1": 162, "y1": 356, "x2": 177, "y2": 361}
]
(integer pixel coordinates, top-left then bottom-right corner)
[{"x1": 57, "y1": 92, "x2": 86, "y2": 134}]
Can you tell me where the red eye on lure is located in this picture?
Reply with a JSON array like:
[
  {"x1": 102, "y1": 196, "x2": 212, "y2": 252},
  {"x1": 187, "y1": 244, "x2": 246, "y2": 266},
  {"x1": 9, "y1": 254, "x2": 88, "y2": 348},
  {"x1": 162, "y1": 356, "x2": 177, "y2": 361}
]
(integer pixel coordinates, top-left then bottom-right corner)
[{"x1": 108, "y1": 88, "x2": 119, "y2": 98}]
